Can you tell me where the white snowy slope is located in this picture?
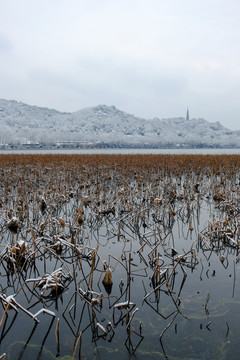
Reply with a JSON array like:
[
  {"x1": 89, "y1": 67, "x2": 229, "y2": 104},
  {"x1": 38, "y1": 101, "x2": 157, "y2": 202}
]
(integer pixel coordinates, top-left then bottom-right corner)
[{"x1": 0, "y1": 99, "x2": 239, "y2": 148}]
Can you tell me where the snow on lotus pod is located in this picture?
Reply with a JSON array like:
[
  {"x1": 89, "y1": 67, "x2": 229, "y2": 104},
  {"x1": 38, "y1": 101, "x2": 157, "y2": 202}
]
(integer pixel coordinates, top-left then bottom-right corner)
[
  {"x1": 7, "y1": 217, "x2": 19, "y2": 233},
  {"x1": 83, "y1": 196, "x2": 91, "y2": 205},
  {"x1": 213, "y1": 191, "x2": 225, "y2": 202},
  {"x1": 14, "y1": 240, "x2": 26, "y2": 257}
]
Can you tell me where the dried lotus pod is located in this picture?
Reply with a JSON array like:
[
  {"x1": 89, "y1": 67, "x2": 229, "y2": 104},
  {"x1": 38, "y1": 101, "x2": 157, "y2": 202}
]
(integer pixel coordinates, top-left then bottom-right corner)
[
  {"x1": 58, "y1": 218, "x2": 65, "y2": 227},
  {"x1": 77, "y1": 215, "x2": 84, "y2": 225},
  {"x1": 40, "y1": 198, "x2": 47, "y2": 214},
  {"x1": 102, "y1": 268, "x2": 113, "y2": 295},
  {"x1": 7, "y1": 217, "x2": 19, "y2": 233},
  {"x1": 83, "y1": 196, "x2": 91, "y2": 205}
]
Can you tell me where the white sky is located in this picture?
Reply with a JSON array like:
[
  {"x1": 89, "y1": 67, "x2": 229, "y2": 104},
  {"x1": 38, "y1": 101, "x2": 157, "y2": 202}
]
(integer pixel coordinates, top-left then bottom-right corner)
[{"x1": 0, "y1": 0, "x2": 240, "y2": 129}]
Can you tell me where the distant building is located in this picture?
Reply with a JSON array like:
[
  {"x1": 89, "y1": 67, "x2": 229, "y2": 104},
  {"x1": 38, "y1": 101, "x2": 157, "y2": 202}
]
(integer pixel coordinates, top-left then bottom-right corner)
[{"x1": 186, "y1": 108, "x2": 190, "y2": 121}]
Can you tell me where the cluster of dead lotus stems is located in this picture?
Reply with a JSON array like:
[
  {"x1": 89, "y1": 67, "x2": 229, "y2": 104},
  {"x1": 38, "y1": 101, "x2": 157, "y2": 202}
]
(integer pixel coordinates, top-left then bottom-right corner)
[{"x1": 0, "y1": 154, "x2": 240, "y2": 358}]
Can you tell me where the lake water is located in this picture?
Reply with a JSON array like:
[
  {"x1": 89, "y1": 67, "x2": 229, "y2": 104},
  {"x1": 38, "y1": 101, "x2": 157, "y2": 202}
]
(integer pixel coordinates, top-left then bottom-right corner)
[
  {"x1": 1, "y1": 148, "x2": 240, "y2": 155},
  {"x1": 1, "y1": 153, "x2": 240, "y2": 359}
]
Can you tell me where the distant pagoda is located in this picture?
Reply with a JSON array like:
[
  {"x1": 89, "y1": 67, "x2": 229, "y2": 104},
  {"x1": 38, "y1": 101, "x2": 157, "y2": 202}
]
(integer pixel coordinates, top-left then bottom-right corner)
[{"x1": 186, "y1": 108, "x2": 190, "y2": 121}]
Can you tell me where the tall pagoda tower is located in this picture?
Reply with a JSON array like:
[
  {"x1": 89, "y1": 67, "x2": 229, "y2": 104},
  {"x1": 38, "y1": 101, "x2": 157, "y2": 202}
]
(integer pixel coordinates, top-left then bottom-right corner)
[{"x1": 186, "y1": 108, "x2": 189, "y2": 121}]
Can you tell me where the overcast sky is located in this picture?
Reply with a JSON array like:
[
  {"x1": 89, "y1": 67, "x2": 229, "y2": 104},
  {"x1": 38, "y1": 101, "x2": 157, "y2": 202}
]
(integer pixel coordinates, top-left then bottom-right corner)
[{"x1": 0, "y1": 0, "x2": 240, "y2": 129}]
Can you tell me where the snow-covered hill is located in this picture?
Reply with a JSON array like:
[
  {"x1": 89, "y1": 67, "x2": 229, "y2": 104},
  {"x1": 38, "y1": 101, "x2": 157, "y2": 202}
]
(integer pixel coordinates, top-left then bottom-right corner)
[{"x1": 0, "y1": 99, "x2": 239, "y2": 148}]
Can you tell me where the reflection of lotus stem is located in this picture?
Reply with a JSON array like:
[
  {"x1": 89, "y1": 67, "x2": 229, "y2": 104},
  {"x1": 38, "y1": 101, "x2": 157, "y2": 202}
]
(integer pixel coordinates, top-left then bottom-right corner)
[
  {"x1": 55, "y1": 318, "x2": 60, "y2": 356},
  {"x1": 90, "y1": 251, "x2": 96, "y2": 290}
]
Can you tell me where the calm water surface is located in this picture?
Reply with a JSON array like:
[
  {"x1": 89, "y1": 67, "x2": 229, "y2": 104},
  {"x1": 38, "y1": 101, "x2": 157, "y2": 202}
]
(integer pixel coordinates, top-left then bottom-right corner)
[
  {"x1": 1, "y1": 148, "x2": 240, "y2": 155},
  {"x1": 1, "y1": 199, "x2": 239, "y2": 359}
]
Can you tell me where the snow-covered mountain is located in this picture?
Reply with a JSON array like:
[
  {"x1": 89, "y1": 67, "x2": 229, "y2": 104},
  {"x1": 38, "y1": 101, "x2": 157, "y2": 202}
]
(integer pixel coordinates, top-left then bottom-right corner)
[{"x1": 0, "y1": 99, "x2": 239, "y2": 148}]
